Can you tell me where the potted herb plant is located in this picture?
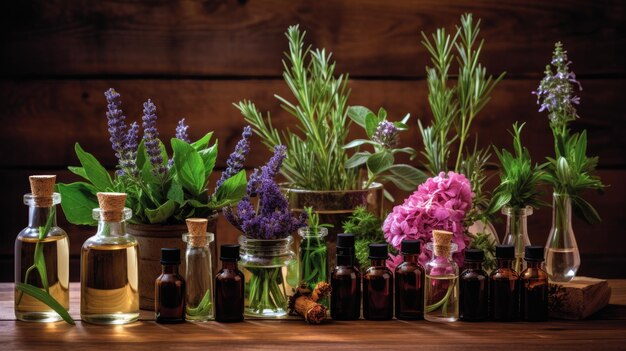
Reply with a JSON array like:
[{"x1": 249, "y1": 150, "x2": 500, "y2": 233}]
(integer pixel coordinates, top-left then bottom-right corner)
[{"x1": 57, "y1": 89, "x2": 249, "y2": 308}]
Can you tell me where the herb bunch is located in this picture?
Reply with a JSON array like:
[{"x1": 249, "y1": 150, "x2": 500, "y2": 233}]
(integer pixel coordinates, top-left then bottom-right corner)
[{"x1": 342, "y1": 206, "x2": 388, "y2": 269}]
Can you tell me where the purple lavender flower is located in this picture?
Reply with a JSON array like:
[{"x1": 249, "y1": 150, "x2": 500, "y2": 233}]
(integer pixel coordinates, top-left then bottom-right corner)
[
  {"x1": 105, "y1": 88, "x2": 128, "y2": 168},
  {"x1": 215, "y1": 126, "x2": 252, "y2": 191},
  {"x1": 175, "y1": 118, "x2": 190, "y2": 143},
  {"x1": 372, "y1": 120, "x2": 400, "y2": 149},
  {"x1": 121, "y1": 122, "x2": 140, "y2": 177},
  {"x1": 142, "y1": 99, "x2": 166, "y2": 176},
  {"x1": 247, "y1": 145, "x2": 287, "y2": 196}
]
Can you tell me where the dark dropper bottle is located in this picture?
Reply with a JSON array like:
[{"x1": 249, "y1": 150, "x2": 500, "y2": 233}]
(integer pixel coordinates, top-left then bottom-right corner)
[
  {"x1": 215, "y1": 244, "x2": 245, "y2": 322},
  {"x1": 330, "y1": 234, "x2": 361, "y2": 320},
  {"x1": 460, "y1": 249, "x2": 488, "y2": 321},
  {"x1": 489, "y1": 245, "x2": 520, "y2": 321},
  {"x1": 363, "y1": 244, "x2": 393, "y2": 320},
  {"x1": 520, "y1": 245, "x2": 549, "y2": 322},
  {"x1": 155, "y1": 248, "x2": 186, "y2": 324},
  {"x1": 394, "y1": 239, "x2": 424, "y2": 320}
]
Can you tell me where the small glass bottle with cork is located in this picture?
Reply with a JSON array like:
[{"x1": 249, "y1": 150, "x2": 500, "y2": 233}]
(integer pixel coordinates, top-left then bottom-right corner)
[
  {"x1": 520, "y1": 245, "x2": 549, "y2": 322},
  {"x1": 394, "y1": 239, "x2": 425, "y2": 320},
  {"x1": 363, "y1": 243, "x2": 393, "y2": 321},
  {"x1": 424, "y1": 230, "x2": 459, "y2": 322},
  {"x1": 330, "y1": 233, "x2": 361, "y2": 321},
  {"x1": 459, "y1": 249, "x2": 489, "y2": 322},
  {"x1": 182, "y1": 218, "x2": 214, "y2": 321},
  {"x1": 215, "y1": 244, "x2": 245, "y2": 323},
  {"x1": 490, "y1": 244, "x2": 520, "y2": 321}
]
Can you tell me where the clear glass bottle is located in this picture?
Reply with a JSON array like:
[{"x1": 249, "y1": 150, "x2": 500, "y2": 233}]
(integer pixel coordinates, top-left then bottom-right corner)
[
  {"x1": 330, "y1": 234, "x2": 361, "y2": 321},
  {"x1": 489, "y1": 245, "x2": 520, "y2": 321},
  {"x1": 363, "y1": 244, "x2": 393, "y2": 321},
  {"x1": 424, "y1": 230, "x2": 459, "y2": 323},
  {"x1": 81, "y1": 192, "x2": 139, "y2": 325},
  {"x1": 545, "y1": 193, "x2": 580, "y2": 282},
  {"x1": 182, "y1": 218, "x2": 214, "y2": 321},
  {"x1": 395, "y1": 239, "x2": 424, "y2": 320},
  {"x1": 155, "y1": 248, "x2": 186, "y2": 324},
  {"x1": 15, "y1": 175, "x2": 70, "y2": 322},
  {"x1": 238, "y1": 236, "x2": 296, "y2": 318},
  {"x1": 298, "y1": 227, "x2": 328, "y2": 291},
  {"x1": 215, "y1": 244, "x2": 245, "y2": 323},
  {"x1": 521, "y1": 245, "x2": 549, "y2": 322},
  {"x1": 502, "y1": 206, "x2": 532, "y2": 273},
  {"x1": 459, "y1": 249, "x2": 488, "y2": 322}
]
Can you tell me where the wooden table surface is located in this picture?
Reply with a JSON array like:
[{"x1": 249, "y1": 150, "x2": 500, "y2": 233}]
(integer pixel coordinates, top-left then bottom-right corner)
[{"x1": 1, "y1": 282, "x2": 626, "y2": 350}]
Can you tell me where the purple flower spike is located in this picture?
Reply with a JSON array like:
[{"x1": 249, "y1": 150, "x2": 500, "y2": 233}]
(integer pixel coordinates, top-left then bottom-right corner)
[
  {"x1": 175, "y1": 118, "x2": 190, "y2": 143},
  {"x1": 105, "y1": 88, "x2": 128, "y2": 165},
  {"x1": 121, "y1": 122, "x2": 140, "y2": 177},
  {"x1": 372, "y1": 120, "x2": 400, "y2": 149},
  {"x1": 142, "y1": 99, "x2": 166, "y2": 176},
  {"x1": 215, "y1": 126, "x2": 252, "y2": 191}
]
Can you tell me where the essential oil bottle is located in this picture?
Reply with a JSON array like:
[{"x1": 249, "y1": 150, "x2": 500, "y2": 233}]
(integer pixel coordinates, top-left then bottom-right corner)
[
  {"x1": 330, "y1": 234, "x2": 361, "y2": 320},
  {"x1": 460, "y1": 249, "x2": 488, "y2": 322},
  {"x1": 424, "y1": 230, "x2": 459, "y2": 322},
  {"x1": 363, "y1": 243, "x2": 393, "y2": 320},
  {"x1": 155, "y1": 248, "x2": 186, "y2": 324},
  {"x1": 215, "y1": 244, "x2": 244, "y2": 323},
  {"x1": 490, "y1": 245, "x2": 520, "y2": 321},
  {"x1": 520, "y1": 245, "x2": 549, "y2": 322},
  {"x1": 182, "y1": 218, "x2": 214, "y2": 321},
  {"x1": 394, "y1": 239, "x2": 424, "y2": 320}
]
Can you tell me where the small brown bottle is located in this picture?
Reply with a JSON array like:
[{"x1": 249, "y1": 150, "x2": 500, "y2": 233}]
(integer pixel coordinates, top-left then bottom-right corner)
[
  {"x1": 155, "y1": 248, "x2": 186, "y2": 324},
  {"x1": 489, "y1": 245, "x2": 520, "y2": 321},
  {"x1": 215, "y1": 244, "x2": 244, "y2": 323},
  {"x1": 520, "y1": 245, "x2": 549, "y2": 322},
  {"x1": 331, "y1": 234, "x2": 361, "y2": 320},
  {"x1": 394, "y1": 239, "x2": 424, "y2": 320},
  {"x1": 363, "y1": 244, "x2": 393, "y2": 320},
  {"x1": 460, "y1": 249, "x2": 488, "y2": 322}
]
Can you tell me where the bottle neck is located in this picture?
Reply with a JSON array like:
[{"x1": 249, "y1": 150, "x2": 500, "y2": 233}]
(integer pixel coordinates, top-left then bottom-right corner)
[
  {"x1": 497, "y1": 258, "x2": 514, "y2": 269},
  {"x1": 28, "y1": 205, "x2": 56, "y2": 228},
  {"x1": 221, "y1": 260, "x2": 238, "y2": 270},
  {"x1": 370, "y1": 258, "x2": 386, "y2": 267},
  {"x1": 464, "y1": 261, "x2": 483, "y2": 270},
  {"x1": 504, "y1": 208, "x2": 530, "y2": 237},
  {"x1": 525, "y1": 260, "x2": 544, "y2": 269},
  {"x1": 162, "y1": 264, "x2": 179, "y2": 274},
  {"x1": 337, "y1": 254, "x2": 354, "y2": 267},
  {"x1": 96, "y1": 220, "x2": 126, "y2": 237},
  {"x1": 403, "y1": 254, "x2": 420, "y2": 264}
]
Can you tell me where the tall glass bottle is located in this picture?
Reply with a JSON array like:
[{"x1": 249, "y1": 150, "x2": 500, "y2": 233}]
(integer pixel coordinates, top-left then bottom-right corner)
[
  {"x1": 298, "y1": 227, "x2": 328, "y2": 291},
  {"x1": 489, "y1": 245, "x2": 519, "y2": 321},
  {"x1": 545, "y1": 193, "x2": 580, "y2": 282},
  {"x1": 459, "y1": 249, "x2": 488, "y2": 322},
  {"x1": 330, "y1": 234, "x2": 361, "y2": 320},
  {"x1": 424, "y1": 230, "x2": 459, "y2": 322},
  {"x1": 15, "y1": 175, "x2": 69, "y2": 322},
  {"x1": 81, "y1": 192, "x2": 139, "y2": 325},
  {"x1": 520, "y1": 245, "x2": 549, "y2": 322},
  {"x1": 182, "y1": 218, "x2": 214, "y2": 321},
  {"x1": 215, "y1": 245, "x2": 244, "y2": 323},
  {"x1": 502, "y1": 206, "x2": 532, "y2": 273},
  {"x1": 363, "y1": 244, "x2": 393, "y2": 321},
  {"x1": 395, "y1": 239, "x2": 424, "y2": 320},
  {"x1": 155, "y1": 248, "x2": 186, "y2": 323}
]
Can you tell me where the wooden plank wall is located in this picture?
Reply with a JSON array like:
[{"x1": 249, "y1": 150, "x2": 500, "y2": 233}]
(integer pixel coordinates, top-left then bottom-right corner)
[{"x1": 1, "y1": 0, "x2": 624, "y2": 281}]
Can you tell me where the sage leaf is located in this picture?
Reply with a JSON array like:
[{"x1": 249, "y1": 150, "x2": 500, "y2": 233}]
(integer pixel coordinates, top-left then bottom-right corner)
[
  {"x1": 198, "y1": 142, "x2": 218, "y2": 180},
  {"x1": 345, "y1": 152, "x2": 371, "y2": 169},
  {"x1": 74, "y1": 143, "x2": 113, "y2": 191},
  {"x1": 56, "y1": 182, "x2": 98, "y2": 225},
  {"x1": 145, "y1": 199, "x2": 177, "y2": 224},
  {"x1": 191, "y1": 132, "x2": 214, "y2": 150},
  {"x1": 15, "y1": 283, "x2": 74, "y2": 325},
  {"x1": 68, "y1": 166, "x2": 88, "y2": 181},
  {"x1": 347, "y1": 106, "x2": 371, "y2": 128},
  {"x1": 387, "y1": 164, "x2": 427, "y2": 189},
  {"x1": 171, "y1": 138, "x2": 206, "y2": 196},
  {"x1": 365, "y1": 112, "x2": 379, "y2": 138},
  {"x1": 367, "y1": 151, "x2": 394, "y2": 175},
  {"x1": 214, "y1": 170, "x2": 247, "y2": 207},
  {"x1": 166, "y1": 181, "x2": 184, "y2": 204}
]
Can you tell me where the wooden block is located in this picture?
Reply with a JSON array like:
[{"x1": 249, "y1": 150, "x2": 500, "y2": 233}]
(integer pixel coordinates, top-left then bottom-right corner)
[{"x1": 549, "y1": 276, "x2": 612, "y2": 320}]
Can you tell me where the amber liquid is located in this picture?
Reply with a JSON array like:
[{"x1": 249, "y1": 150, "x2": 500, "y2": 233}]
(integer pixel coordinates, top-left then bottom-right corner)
[
  {"x1": 394, "y1": 259, "x2": 424, "y2": 320},
  {"x1": 81, "y1": 242, "x2": 139, "y2": 324},
  {"x1": 521, "y1": 264, "x2": 549, "y2": 322},
  {"x1": 459, "y1": 265, "x2": 488, "y2": 322},
  {"x1": 330, "y1": 263, "x2": 361, "y2": 320},
  {"x1": 215, "y1": 262, "x2": 245, "y2": 323},
  {"x1": 490, "y1": 261, "x2": 520, "y2": 321},
  {"x1": 155, "y1": 266, "x2": 186, "y2": 324},
  {"x1": 15, "y1": 235, "x2": 70, "y2": 322},
  {"x1": 363, "y1": 262, "x2": 393, "y2": 321}
]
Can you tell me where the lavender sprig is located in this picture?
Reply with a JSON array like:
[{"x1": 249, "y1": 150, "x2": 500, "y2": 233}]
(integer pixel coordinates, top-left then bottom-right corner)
[
  {"x1": 122, "y1": 122, "x2": 140, "y2": 177},
  {"x1": 372, "y1": 120, "x2": 400, "y2": 149},
  {"x1": 175, "y1": 118, "x2": 190, "y2": 143},
  {"x1": 247, "y1": 144, "x2": 286, "y2": 197},
  {"x1": 215, "y1": 126, "x2": 252, "y2": 191},
  {"x1": 105, "y1": 89, "x2": 129, "y2": 176},
  {"x1": 142, "y1": 99, "x2": 166, "y2": 177}
]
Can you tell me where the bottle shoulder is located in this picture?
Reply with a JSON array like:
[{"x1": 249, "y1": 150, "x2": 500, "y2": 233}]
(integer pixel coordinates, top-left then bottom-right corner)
[
  {"x1": 17, "y1": 226, "x2": 68, "y2": 241},
  {"x1": 364, "y1": 266, "x2": 393, "y2": 279},
  {"x1": 490, "y1": 268, "x2": 520, "y2": 280},
  {"x1": 395, "y1": 262, "x2": 425, "y2": 274},
  {"x1": 82, "y1": 234, "x2": 138, "y2": 250},
  {"x1": 460, "y1": 268, "x2": 488, "y2": 280},
  {"x1": 520, "y1": 267, "x2": 549, "y2": 280}
]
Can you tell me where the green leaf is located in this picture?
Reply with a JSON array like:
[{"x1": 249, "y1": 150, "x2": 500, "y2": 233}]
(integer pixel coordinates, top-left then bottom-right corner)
[
  {"x1": 145, "y1": 199, "x2": 177, "y2": 224},
  {"x1": 74, "y1": 143, "x2": 113, "y2": 191},
  {"x1": 136, "y1": 140, "x2": 146, "y2": 171},
  {"x1": 365, "y1": 112, "x2": 379, "y2": 138},
  {"x1": 15, "y1": 283, "x2": 74, "y2": 325},
  {"x1": 400, "y1": 113, "x2": 411, "y2": 124},
  {"x1": 56, "y1": 182, "x2": 98, "y2": 225},
  {"x1": 367, "y1": 151, "x2": 394, "y2": 175},
  {"x1": 166, "y1": 181, "x2": 184, "y2": 204},
  {"x1": 198, "y1": 142, "x2": 218, "y2": 180},
  {"x1": 171, "y1": 138, "x2": 206, "y2": 196},
  {"x1": 393, "y1": 122, "x2": 409, "y2": 130},
  {"x1": 345, "y1": 151, "x2": 371, "y2": 169},
  {"x1": 377, "y1": 107, "x2": 387, "y2": 121},
  {"x1": 387, "y1": 165, "x2": 428, "y2": 189},
  {"x1": 191, "y1": 132, "x2": 214, "y2": 151},
  {"x1": 68, "y1": 166, "x2": 88, "y2": 181},
  {"x1": 214, "y1": 170, "x2": 247, "y2": 207},
  {"x1": 347, "y1": 106, "x2": 372, "y2": 128},
  {"x1": 343, "y1": 139, "x2": 376, "y2": 149},
  {"x1": 33, "y1": 242, "x2": 48, "y2": 292}
]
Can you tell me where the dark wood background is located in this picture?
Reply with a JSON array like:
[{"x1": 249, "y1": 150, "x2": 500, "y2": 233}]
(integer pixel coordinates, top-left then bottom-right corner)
[{"x1": 1, "y1": 0, "x2": 624, "y2": 281}]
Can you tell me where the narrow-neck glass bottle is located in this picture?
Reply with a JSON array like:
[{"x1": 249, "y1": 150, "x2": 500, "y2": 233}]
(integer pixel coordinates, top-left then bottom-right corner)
[
  {"x1": 395, "y1": 239, "x2": 424, "y2": 320},
  {"x1": 155, "y1": 248, "x2": 186, "y2": 323},
  {"x1": 545, "y1": 193, "x2": 580, "y2": 282},
  {"x1": 331, "y1": 234, "x2": 361, "y2": 320},
  {"x1": 182, "y1": 218, "x2": 214, "y2": 321},
  {"x1": 81, "y1": 192, "x2": 139, "y2": 325},
  {"x1": 363, "y1": 244, "x2": 393, "y2": 321},
  {"x1": 15, "y1": 175, "x2": 69, "y2": 322},
  {"x1": 502, "y1": 206, "x2": 532, "y2": 273},
  {"x1": 459, "y1": 249, "x2": 488, "y2": 322},
  {"x1": 489, "y1": 245, "x2": 519, "y2": 321},
  {"x1": 521, "y1": 245, "x2": 549, "y2": 322},
  {"x1": 424, "y1": 230, "x2": 459, "y2": 322},
  {"x1": 215, "y1": 244, "x2": 244, "y2": 323}
]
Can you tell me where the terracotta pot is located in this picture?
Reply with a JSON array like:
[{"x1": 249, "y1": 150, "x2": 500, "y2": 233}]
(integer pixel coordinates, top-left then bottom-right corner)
[{"x1": 127, "y1": 214, "x2": 218, "y2": 310}]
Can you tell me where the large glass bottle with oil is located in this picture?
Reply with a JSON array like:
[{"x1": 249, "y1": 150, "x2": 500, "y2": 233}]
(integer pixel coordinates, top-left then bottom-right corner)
[
  {"x1": 15, "y1": 175, "x2": 70, "y2": 322},
  {"x1": 81, "y1": 192, "x2": 139, "y2": 324}
]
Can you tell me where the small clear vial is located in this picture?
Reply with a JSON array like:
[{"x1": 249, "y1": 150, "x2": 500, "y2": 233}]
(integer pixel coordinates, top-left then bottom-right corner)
[
  {"x1": 155, "y1": 248, "x2": 186, "y2": 324},
  {"x1": 215, "y1": 245, "x2": 245, "y2": 323},
  {"x1": 424, "y1": 230, "x2": 459, "y2": 322},
  {"x1": 363, "y1": 244, "x2": 393, "y2": 321},
  {"x1": 520, "y1": 245, "x2": 549, "y2": 322},
  {"x1": 394, "y1": 239, "x2": 424, "y2": 320},
  {"x1": 490, "y1": 245, "x2": 520, "y2": 321},
  {"x1": 183, "y1": 218, "x2": 214, "y2": 321},
  {"x1": 330, "y1": 234, "x2": 361, "y2": 321},
  {"x1": 459, "y1": 249, "x2": 488, "y2": 322}
]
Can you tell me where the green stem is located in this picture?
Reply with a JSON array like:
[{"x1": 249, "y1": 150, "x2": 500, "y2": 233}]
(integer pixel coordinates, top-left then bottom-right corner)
[{"x1": 425, "y1": 281, "x2": 454, "y2": 313}]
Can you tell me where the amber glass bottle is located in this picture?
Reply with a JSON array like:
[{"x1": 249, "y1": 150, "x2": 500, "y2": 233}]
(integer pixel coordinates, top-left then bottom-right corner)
[
  {"x1": 489, "y1": 245, "x2": 520, "y2": 321},
  {"x1": 363, "y1": 244, "x2": 393, "y2": 320},
  {"x1": 520, "y1": 245, "x2": 549, "y2": 322},
  {"x1": 395, "y1": 239, "x2": 424, "y2": 320},
  {"x1": 155, "y1": 248, "x2": 186, "y2": 324},
  {"x1": 460, "y1": 249, "x2": 488, "y2": 322},
  {"x1": 331, "y1": 234, "x2": 361, "y2": 320},
  {"x1": 215, "y1": 244, "x2": 244, "y2": 323}
]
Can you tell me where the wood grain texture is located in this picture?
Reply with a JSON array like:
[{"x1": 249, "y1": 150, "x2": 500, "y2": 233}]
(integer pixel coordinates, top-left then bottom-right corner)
[
  {"x1": 0, "y1": 282, "x2": 625, "y2": 350},
  {"x1": 0, "y1": 0, "x2": 624, "y2": 78}
]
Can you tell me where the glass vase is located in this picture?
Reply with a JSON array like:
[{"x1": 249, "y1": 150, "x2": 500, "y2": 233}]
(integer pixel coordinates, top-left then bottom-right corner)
[
  {"x1": 238, "y1": 236, "x2": 297, "y2": 318},
  {"x1": 182, "y1": 232, "x2": 214, "y2": 321},
  {"x1": 502, "y1": 206, "x2": 532, "y2": 273},
  {"x1": 545, "y1": 193, "x2": 580, "y2": 282},
  {"x1": 298, "y1": 227, "x2": 328, "y2": 290}
]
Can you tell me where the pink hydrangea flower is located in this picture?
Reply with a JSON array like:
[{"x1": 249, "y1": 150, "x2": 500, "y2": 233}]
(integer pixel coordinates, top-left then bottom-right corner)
[{"x1": 383, "y1": 171, "x2": 473, "y2": 268}]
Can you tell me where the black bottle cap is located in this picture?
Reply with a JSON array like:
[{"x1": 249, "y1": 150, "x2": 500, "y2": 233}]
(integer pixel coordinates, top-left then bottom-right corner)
[
  {"x1": 524, "y1": 245, "x2": 545, "y2": 261},
  {"x1": 401, "y1": 239, "x2": 420, "y2": 255},
  {"x1": 495, "y1": 245, "x2": 515, "y2": 259},
  {"x1": 160, "y1": 248, "x2": 180, "y2": 265},
  {"x1": 220, "y1": 244, "x2": 240, "y2": 261},
  {"x1": 368, "y1": 243, "x2": 388, "y2": 260},
  {"x1": 337, "y1": 233, "x2": 355, "y2": 248},
  {"x1": 465, "y1": 249, "x2": 484, "y2": 262}
]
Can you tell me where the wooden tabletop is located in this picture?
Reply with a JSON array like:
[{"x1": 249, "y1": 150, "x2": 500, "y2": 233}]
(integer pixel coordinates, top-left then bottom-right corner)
[{"x1": 1, "y1": 282, "x2": 626, "y2": 350}]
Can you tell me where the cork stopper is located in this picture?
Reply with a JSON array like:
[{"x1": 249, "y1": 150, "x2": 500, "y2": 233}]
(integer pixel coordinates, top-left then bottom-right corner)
[
  {"x1": 29, "y1": 175, "x2": 56, "y2": 207},
  {"x1": 97, "y1": 192, "x2": 127, "y2": 221},
  {"x1": 186, "y1": 218, "x2": 208, "y2": 246},
  {"x1": 432, "y1": 230, "x2": 453, "y2": 257}
]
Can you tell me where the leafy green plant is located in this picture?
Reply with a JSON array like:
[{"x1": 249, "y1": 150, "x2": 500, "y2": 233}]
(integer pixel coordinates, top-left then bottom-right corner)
[
  {"x1": 236, "y1": 25, "x2": 358, "y2": 191},
  {"x1": 299, "y1": 207, "x2": 331, "y2": 291},
  {"x1": 342, "y1": 206, "x2": 388, "y2": 269},
  {"x1": 344, "y1": 106, "x2": 427, "y2": 201}
]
